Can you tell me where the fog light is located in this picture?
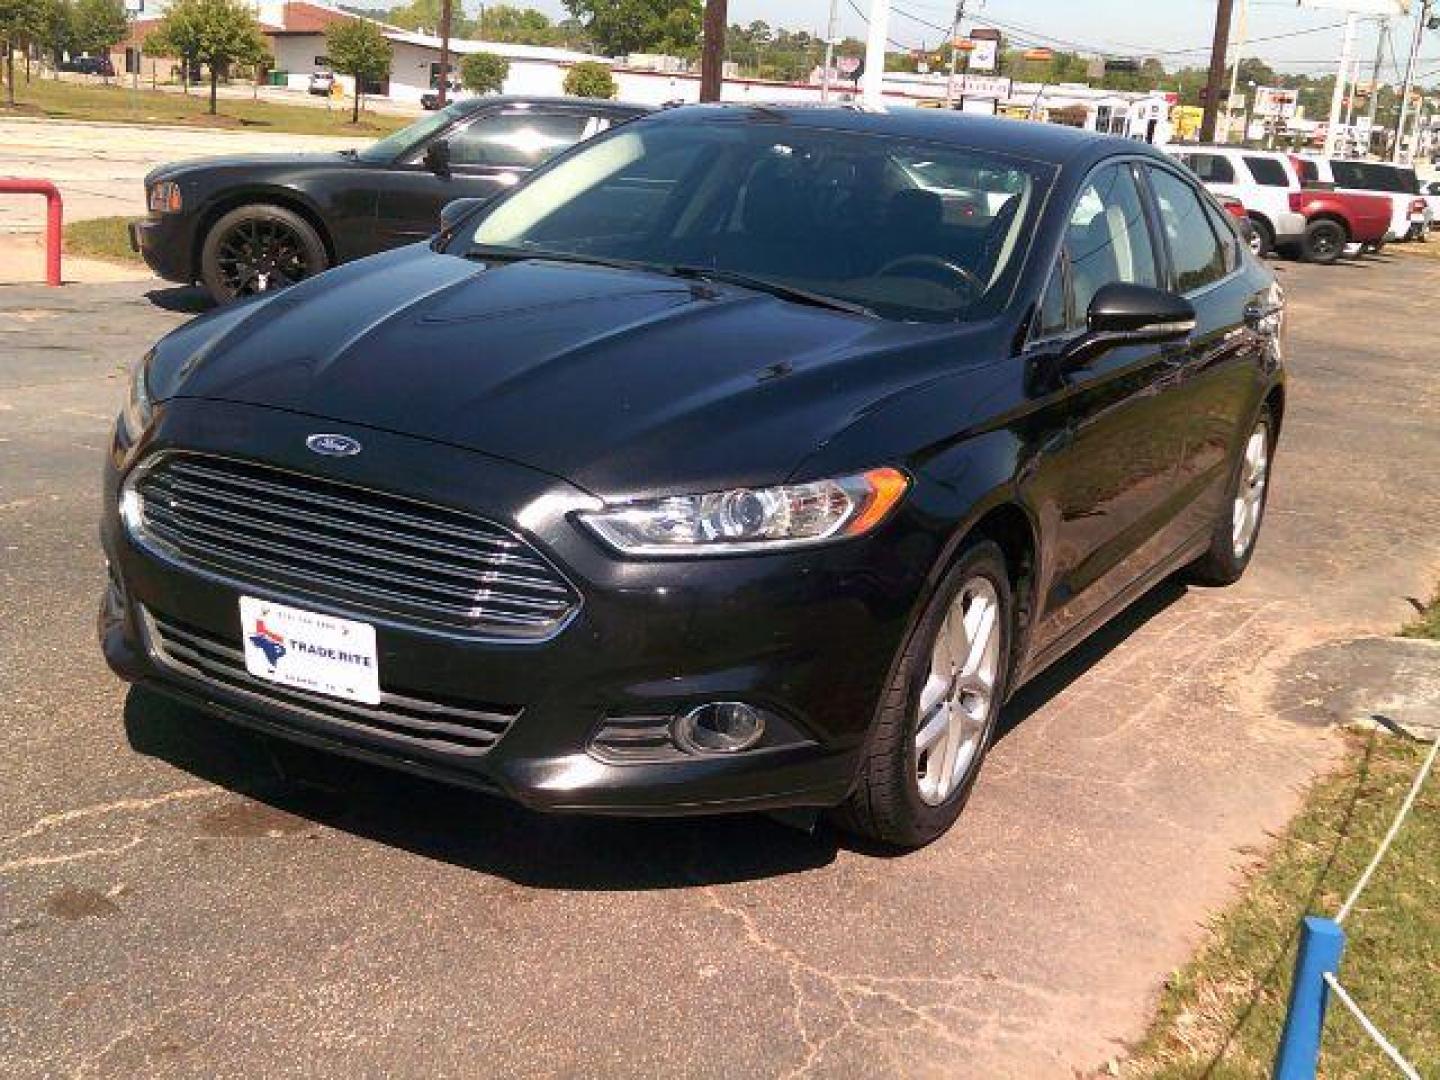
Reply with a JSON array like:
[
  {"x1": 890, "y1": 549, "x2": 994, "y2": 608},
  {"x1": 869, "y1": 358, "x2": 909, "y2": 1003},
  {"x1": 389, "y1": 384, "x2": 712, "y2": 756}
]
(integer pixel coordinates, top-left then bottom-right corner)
[{"x1": 673, "y1": 702, "x2": 766, "y2": 754}]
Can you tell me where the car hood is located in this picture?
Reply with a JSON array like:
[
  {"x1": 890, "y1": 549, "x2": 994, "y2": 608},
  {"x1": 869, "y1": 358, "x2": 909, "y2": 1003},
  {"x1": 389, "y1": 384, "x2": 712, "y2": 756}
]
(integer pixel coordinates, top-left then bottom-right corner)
[
  {"x1": 145, "y1": 153, "x2": 357, "y2": 186},
  {"x1": 155, "y1": 246, "x2": 989, "y2": 495}
]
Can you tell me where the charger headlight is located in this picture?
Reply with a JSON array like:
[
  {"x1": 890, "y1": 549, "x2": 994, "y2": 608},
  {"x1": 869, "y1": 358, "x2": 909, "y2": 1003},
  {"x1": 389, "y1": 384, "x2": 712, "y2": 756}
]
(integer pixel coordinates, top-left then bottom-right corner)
[
  {"x1": 119, "y1": 353, "x2": 154, "y2": 442},
  {"x1": 578, "y1": 467, "x2": 909, "y2": 556}
]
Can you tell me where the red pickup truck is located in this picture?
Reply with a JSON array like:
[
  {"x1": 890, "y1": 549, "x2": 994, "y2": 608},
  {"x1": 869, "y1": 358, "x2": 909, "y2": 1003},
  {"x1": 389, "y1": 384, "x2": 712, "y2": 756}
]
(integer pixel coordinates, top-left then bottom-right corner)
[{"x1": 1282, "y1": 156, "x2": 1393, "y2": 264}]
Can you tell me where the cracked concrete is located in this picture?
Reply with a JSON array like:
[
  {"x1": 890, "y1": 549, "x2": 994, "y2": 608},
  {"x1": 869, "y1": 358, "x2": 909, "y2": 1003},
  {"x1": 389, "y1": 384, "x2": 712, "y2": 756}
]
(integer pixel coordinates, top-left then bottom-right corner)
[{"x1": 2, "y1": 252, "x2": 1439, "y2": 1078}]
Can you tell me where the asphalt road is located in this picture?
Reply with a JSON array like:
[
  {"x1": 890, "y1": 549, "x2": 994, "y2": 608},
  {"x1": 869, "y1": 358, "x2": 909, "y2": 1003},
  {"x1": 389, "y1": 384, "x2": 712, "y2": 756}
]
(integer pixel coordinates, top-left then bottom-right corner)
[{"x1": 3, "y1": 255, "x2": 1439, "y2": 1078}]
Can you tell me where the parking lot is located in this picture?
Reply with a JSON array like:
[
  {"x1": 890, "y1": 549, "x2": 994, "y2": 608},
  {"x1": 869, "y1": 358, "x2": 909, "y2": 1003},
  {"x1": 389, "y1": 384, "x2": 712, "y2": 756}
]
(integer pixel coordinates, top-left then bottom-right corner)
[{"x1": 2, "y1": 250, "x2": 1437, "y2": 1076}]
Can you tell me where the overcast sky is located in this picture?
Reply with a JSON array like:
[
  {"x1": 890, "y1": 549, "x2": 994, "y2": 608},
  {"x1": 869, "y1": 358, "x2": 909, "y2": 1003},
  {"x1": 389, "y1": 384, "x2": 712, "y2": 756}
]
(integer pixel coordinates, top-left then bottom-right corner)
[{"x1": 454, "y1": 0, "x2": 1440, "y2": 83}]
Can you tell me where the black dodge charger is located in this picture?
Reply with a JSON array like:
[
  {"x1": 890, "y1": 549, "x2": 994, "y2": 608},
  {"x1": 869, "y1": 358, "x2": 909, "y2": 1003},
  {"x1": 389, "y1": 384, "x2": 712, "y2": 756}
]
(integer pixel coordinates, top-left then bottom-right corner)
[
  {"x1": 130, "y1": 95, "x2": 647, "y2": 303},
  {"x1": 102, "y1": 105, "x2": 1285, "y2": 848}
]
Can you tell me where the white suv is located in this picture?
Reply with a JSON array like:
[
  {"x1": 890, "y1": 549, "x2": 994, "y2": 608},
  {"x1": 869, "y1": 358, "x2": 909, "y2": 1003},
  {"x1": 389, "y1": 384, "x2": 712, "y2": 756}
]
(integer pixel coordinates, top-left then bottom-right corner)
[
  {"x1": 1297, "y1": 157, "x2": 1433, "y2": 241},
  {"x1": 1165, "y1": 146, "x2": 1306, "y2": 256}
]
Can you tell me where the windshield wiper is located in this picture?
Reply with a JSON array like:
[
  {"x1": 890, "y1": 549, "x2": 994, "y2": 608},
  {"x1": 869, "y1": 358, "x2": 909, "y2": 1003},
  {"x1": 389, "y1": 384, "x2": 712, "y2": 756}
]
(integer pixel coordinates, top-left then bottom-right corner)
[
  {"x1": 666, "y1": 265, "x2": 877, "y2": 318},
  {"x1": 463, "y1": 243, "x2": 652, "y2": 273}
]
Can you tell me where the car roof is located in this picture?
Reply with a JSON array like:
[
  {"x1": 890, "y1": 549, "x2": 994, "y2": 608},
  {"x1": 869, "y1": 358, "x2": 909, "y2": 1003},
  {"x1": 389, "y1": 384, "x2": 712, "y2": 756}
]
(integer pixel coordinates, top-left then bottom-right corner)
[
  {"x1": 451, "y1": 95, "x2": 651, "y2": 114},
  {"x1": 636, "y1": 103, "x2": 1161, "y2": 167}
]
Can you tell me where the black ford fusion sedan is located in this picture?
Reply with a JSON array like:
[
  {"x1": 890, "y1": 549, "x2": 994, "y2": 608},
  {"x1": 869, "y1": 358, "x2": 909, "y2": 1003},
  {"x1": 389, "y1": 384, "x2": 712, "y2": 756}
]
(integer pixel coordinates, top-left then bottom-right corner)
[
  {"x1": 101, "y1": 105, "x2": 1285, "y2": 848},
  {"x1": 130, "y1": 96, "x2": 647, "y2": 304}
]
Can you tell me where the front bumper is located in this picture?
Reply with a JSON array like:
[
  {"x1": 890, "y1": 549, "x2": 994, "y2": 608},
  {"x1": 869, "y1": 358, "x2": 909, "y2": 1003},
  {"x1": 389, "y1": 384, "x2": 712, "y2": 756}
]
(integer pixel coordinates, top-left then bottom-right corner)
[
  {"x1": 130, "y1": 214, "x2": 196, "y2": 284},
  {"x1": 101, "y1": 400, "x2": 936, "y2": 816}
]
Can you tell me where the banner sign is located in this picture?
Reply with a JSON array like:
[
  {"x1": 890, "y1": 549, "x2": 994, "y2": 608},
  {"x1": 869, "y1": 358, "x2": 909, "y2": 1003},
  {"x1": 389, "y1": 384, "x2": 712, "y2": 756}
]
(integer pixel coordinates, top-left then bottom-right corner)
[{"x1": 957, "y1": 74, "x2": 1012, "y2": 99}]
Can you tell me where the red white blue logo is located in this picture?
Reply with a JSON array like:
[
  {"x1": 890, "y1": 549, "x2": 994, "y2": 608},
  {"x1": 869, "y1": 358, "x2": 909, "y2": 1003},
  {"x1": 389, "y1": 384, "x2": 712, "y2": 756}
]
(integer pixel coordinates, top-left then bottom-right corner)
[{"x1": 248, "y1": 619, "x2": 287, "y2": 669}]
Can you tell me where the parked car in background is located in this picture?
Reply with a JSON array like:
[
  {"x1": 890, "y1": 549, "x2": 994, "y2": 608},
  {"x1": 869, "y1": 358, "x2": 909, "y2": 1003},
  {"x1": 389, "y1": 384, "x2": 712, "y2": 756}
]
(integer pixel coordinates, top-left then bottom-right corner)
[
  {"x1": 130, "y1": 96, "x2": 649, "y2": 302},
  {"x1": 1166, "y1": 146, "x2": 1306, "y2": 256},
  {"x1": 308, "y1": 70, "x2": 335, "y2": 96},
  {"x1": 1422, "y1": 179, "x2": 1440, "y2": 227},
  {"x1": 421, "y1": 78, "x2": 465, "y2": 110},
  {"x1": 103, "y1": 106, "x2": 1286, "y2": 848},
  {"x1": 1284, "y1": 185, "x2": 1392, "y2": 264},
  {"x1": 1215, "y1": 193, "x2": 1263, "y2": 255},
  {"x1": 1297, "y1": 157, "x2": 1432, "y2": 241},
  {"x1": 59, "y1": 55, "x2": 115, "y2": 76}
]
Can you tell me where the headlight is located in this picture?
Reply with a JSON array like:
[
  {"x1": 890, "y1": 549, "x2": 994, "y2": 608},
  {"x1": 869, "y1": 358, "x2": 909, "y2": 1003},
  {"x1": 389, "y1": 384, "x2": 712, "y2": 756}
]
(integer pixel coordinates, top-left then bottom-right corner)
[
  {"x1": 578, "y1": 467, "x2": 909, "y2": 556},
  {"x1": 148, "y1": 181, "x2": 182, "y2": 213},
  {"x1": 119, "y1": 354, "x2": 154, "y2": 442}
]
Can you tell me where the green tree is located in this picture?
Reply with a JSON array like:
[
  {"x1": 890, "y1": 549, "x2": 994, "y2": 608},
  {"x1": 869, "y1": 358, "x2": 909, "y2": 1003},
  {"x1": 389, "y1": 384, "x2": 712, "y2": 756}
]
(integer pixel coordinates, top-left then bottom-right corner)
[
  {"x1": 147, "y1": 0, "x2": 267, "y2": 113},
  {"x1": 561, "y1": 0, "x2": 699, "y2": 58},
  {"x1": 71, "y1": 0, "x2": 125, "y2": 79},
  {"x1": 0, "y1": 0, "x2": 48, "y2": 103},
  {"x1": 479, "y1": 4, "x2": 556, "y2": 44},
  {"x1": 459, "y1": 49, "x2": 507, "y2": 94},
  {"x1": 326, "y1": 17, "x2": 393, "y2": 122},
  {"x1": 563, "y1": 59, "x2": 614, "y2": 98},
  {"x1": 39, "y1": 0, "x2": 76, "y2": 77}
]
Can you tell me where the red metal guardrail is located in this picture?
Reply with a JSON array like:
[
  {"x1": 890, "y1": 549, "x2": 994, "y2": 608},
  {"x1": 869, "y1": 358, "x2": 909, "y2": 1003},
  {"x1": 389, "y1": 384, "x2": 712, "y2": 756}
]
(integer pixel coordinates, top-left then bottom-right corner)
[{"x1": 1, "y1": 179, "x2": 63, "y2": 286}]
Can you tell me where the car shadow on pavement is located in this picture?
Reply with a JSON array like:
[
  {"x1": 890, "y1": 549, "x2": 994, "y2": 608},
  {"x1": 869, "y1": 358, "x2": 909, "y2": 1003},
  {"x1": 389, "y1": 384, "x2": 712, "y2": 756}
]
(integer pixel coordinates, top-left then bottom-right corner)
[
  {"x1": 144, "y1": 285, "x2": 215, "y2": 314},
  {"x1": 121, "y1": 576, "x2": 1188, "y2": 887}
]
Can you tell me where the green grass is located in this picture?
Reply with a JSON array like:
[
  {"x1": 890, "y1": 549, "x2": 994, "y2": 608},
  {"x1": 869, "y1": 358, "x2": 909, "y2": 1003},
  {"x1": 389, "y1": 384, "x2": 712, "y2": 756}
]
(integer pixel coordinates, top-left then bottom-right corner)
[
  {"x1": 1125, "y1": 731, "x2": 1439, "y2": 1078},
  {"x1": 1401, "y1": 590, "x2": 1440, "y2": 639},
  {"x1": 1, "y1": 77, "x2": 407, "y2": 137},
  {"x1": 63, "y1": 216, "x2": 143, "y2": 265}
]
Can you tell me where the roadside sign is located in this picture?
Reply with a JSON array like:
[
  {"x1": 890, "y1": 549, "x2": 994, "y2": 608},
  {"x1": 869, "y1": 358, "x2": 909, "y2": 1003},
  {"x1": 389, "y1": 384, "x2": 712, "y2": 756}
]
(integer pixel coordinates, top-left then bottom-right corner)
[
  {"x1": 967, "y1": 39, "x2": 998, "y2": 72},
  {"x1": 1254, "y1": 86, "x2": 1299, "y2": 118},
  {"x1": 123, "y1": 0, "x2": 143, "y2": 11},
  {"x1": 957, "y1": 74, "x2": 1012, "y2": 99}
]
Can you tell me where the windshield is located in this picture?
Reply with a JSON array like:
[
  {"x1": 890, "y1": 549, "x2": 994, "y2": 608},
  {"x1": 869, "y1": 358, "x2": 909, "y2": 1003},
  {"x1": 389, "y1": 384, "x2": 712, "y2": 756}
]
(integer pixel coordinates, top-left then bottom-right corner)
[
  {"x1": 356, "y1": 103, "x2": 469, "y2": 163},
  {"x1": 454, "y1": 119, "x2": 1053, "y2": 323}
]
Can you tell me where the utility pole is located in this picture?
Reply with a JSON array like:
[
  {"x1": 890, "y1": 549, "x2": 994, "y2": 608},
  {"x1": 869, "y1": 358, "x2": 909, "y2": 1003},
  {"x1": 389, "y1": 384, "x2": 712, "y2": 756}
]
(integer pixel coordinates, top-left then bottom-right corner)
[
  {"x1": 1322, "y1": 12, "x2": 1357, "y2": 159},
  {"x1": 861, "y1": 0, "x2": 891, "y2": 106},
  {"x1": 1366, "y1": 17, "x2": 1387, "y2": 128},
  {"x1": 699, "y1": 0, "x2": 726, "y2": 101},
  {"x1": 436, "y1": 0, "x2": 452, "y2": 107},
  {"x1": 943, "y1": 0, "x2": 965, "y2": 109},
  {"x1": 1393, "y1": 0, "x2": 1433, "y2": 162},
  {"x1": 820, "y1": 0, "x2": 838, "y2": 103},
  {"x1": 1199, "y1": 0, "x2": 1235, "y2": 143}
]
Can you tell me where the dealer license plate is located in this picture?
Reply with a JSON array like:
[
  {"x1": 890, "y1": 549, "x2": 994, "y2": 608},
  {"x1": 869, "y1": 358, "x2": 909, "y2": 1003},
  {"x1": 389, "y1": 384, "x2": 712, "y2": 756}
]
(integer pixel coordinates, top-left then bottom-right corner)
[{"x1": 239, "y1": 596, "x2": 381, "y2": 705}]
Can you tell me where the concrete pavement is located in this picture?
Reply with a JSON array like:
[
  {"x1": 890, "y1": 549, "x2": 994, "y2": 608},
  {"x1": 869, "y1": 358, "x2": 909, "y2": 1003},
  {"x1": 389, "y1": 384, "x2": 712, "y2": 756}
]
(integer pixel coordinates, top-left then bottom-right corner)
[
  {"x1": 0, "y1": 118, "x2": 365, "y2": 232},
  {"x1": 2, "y1": 255, "x2": 1438, "y2": 1078}
]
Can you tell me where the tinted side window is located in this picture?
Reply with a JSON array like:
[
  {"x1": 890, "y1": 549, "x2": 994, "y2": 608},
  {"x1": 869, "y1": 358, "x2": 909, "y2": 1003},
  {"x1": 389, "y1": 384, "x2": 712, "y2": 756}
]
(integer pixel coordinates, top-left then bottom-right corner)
[
  {"x1": 1148, "y1": 168, "x2": 1228, "y2": 293},
  {"x1": 1296, "y1": 158, "x2": 1319, "y2": 184},
  {"x1": 448, "y1": 112, "x2": 589, "y2": 169},
  {"x1": 1067, "y1": 163, "x2": 1160, "y2": 317},
  {"x1": 1186, "y1": 153, "x2": 1235, "y2": 184},
  {"x1": 1330, "y1": 160, "x2": 1404, "y2": 192},
  {"x1": 1244, "y1": 156, "x2": 1290, "y2": 187},
  {"x1": 1202, "y1": 198, "x2": 1241, "y2": 273}
]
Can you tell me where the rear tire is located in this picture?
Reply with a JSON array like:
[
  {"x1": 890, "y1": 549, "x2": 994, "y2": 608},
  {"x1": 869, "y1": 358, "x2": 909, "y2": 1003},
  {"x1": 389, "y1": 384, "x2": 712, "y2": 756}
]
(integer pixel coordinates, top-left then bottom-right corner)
[
  {"x1": 200, "y1": 204, "x2": 329, "y2": 304},
  {"x1": 1187, "y1": 406, "x2": 1274, "y2": 587},
  {"x1": 833, "y1": 540, "x2": 1012, "y2": 849},
  {"x1": 1301, "y1": 219, "x2": 1346, "y2": 265},
  {"x1": 1246, "y1": 216, "x2": 1273, "y2": 257}
]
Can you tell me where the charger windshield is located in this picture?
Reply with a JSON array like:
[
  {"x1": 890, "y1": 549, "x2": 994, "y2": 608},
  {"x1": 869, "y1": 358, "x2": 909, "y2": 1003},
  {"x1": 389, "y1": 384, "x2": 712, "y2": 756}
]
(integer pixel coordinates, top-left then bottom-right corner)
[{"x1": 458, "y1": 120, "x2": 1053, "y2": 322}]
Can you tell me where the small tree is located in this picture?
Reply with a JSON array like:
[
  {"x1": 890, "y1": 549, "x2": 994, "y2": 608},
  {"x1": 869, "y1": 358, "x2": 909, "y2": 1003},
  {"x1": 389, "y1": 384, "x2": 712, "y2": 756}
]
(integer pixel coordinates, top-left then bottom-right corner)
[
  {"x1": 149, "y1": 0, "x2": 266, "y2": 113},
  {"x1": 460, "y1": 50, "x2": 506, "y2": 95},
  {"x1": 71, "y1": 0, "x2": 125, "y2": 80},
  {"x1": 563, "y1": 60, "x2": 613, "y2": 99},
  {"x1": 1, "y1": 0, "x2": 50, "y2": 102},
  {"x1": 325, "y1": 17, "x2": 391, "y2": 123}
]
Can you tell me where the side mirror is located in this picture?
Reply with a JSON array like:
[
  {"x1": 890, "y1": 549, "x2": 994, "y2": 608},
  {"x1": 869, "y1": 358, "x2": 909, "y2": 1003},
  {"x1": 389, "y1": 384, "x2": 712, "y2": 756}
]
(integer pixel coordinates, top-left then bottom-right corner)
[
  {"x1": 438, "y1": 196, "x2": 488, "y2": 234},
  {"x1": 423, "y1": 138, "x2": 452, "y2": 177},
  {"x1": 1062, "y1": 283, "x2": 1196, "y2": 370}
]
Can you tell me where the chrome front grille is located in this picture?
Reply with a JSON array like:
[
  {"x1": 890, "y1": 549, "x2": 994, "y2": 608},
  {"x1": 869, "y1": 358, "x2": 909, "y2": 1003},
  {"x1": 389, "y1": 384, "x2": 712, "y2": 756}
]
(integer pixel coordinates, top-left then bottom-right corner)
[
  {"x1": 127, "y1": 453, "x2": 579, "y2": 638},
  {"x1": 142, "y1": 607, "x2": 518, "y2": 755}
]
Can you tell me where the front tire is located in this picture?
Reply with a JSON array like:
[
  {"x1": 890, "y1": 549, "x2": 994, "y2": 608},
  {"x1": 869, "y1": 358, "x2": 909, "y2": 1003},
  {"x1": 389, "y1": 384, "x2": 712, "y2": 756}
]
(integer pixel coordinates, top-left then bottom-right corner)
[
  {"x1": 1187, "y1": 406, "x2": 1274, "y2": 587},
  {"x1": 834, "y1": 540, "x2": 1012, "y2": 849},
  {"x1": 1247, "y1": 216, "x2": 1273, "y2": 258},
  {"x1": 200, "y1": 204, "x2": 329, "y2": 303}
]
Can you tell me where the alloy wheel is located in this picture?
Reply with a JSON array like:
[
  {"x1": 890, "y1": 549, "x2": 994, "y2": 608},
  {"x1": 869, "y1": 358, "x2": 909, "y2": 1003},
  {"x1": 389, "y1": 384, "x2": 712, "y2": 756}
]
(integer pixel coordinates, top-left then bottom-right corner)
[
  {"x1": 914, "y1": 576, "x2": 1001, "y2": 806},
  {"x1": 1231, "y1": 423, "x2": 1270, "y2": 560},
  {"x1": 215, "y1": 218, "x2": 315, "y2": 297}
]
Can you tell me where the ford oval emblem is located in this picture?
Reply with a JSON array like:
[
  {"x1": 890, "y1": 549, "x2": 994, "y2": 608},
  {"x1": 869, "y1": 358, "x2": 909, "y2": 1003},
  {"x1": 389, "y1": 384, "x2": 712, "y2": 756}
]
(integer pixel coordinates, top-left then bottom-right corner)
[{"x1": 306, "y1": 433, "x2": 362, "y2": 457}]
